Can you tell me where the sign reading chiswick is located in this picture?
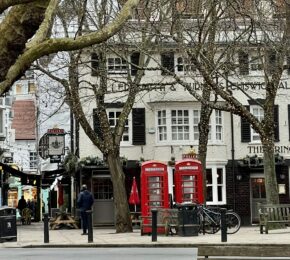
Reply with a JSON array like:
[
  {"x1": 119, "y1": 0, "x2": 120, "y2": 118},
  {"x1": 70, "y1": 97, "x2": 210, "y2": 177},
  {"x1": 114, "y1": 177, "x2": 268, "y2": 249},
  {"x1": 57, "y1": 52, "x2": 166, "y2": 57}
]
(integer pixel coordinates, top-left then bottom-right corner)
[
  {"x1": 108, "y1": 79, "x2": 290, "y2": 93},
  {"x1": 188, "y1": 80, "x2": 290, "y2": 91}
]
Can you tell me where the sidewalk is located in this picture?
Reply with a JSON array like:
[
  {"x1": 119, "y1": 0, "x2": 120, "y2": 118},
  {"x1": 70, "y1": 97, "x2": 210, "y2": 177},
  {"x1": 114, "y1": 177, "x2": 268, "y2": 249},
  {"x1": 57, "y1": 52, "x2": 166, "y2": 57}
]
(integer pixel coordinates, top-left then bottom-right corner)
[{"x1": 2, "y1": 222, "x2": 290, "y2": 248}]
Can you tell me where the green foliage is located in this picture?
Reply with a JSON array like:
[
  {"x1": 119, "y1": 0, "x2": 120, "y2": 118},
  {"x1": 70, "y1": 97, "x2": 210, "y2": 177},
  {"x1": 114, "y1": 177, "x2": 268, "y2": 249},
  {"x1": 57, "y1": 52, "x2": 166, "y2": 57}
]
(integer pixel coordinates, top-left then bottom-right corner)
[
  {"x1": 63, "y1": 152, "x2": 79, "y2": 176},
  {"x1": 78, "y1": 155, "x2": 104, "y2": 167}
]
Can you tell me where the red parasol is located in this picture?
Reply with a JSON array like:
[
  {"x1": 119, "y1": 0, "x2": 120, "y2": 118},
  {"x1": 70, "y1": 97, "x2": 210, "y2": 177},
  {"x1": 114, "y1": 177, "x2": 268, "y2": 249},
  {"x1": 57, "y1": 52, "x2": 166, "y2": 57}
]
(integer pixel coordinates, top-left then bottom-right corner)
[
  {"x1": 129, "y1": 177, "x2": 140, "y2": 212},
  {"x1": 58, "y1": 182, "x2": 64, "y2": 206}
]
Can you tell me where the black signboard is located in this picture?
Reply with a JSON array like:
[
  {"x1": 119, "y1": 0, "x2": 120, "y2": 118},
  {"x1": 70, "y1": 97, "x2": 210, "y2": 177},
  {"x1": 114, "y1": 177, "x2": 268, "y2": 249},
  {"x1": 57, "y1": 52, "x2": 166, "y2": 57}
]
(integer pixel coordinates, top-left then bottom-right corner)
[{"x1": 49, "y1": 155, "x2": 61, "y2": 163}]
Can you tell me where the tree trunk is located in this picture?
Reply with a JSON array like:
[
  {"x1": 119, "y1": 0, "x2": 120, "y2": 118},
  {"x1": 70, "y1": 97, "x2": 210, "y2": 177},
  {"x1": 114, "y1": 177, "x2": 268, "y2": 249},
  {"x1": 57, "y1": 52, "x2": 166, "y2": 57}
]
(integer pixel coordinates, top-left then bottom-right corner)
[
  {"x1": 198, "y1": 84, "x2": 213, "y2": 204},
  {"x1": 262, "y1": 140, "x2": 279, "y2": 204},
  {"x1": 107, "y1": 152, "x2": 133, "y2": 233}
]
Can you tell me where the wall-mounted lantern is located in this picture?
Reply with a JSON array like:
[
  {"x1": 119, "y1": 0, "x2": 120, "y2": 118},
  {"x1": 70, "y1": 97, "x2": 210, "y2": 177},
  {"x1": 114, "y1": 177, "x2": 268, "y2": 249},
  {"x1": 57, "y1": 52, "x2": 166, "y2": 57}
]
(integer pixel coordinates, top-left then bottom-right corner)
[{"x1": 279, "y1": 173, "x2": 286, "y2": 180}]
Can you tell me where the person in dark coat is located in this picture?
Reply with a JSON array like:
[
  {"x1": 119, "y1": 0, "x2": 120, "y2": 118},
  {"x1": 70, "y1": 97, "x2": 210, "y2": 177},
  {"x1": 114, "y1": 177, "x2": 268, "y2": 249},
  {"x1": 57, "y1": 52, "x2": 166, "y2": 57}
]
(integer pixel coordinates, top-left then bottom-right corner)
[
  {"x1": 77, "y1": 184, "x2": 94, "y2": 235},
  {"x1": 17, "y1": 196, "x2": 27, "y2": 216}
]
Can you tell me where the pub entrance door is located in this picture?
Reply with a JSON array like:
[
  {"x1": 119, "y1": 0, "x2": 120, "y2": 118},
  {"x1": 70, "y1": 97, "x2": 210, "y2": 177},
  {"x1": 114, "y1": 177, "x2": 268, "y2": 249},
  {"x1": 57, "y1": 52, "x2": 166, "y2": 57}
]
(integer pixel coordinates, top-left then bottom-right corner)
[
  {"x1": 250, "y1": 176, "x2": 266, "y2": 223},
  {"x1": 92, "y1": 176, "x2": 114, "y2": 225}
]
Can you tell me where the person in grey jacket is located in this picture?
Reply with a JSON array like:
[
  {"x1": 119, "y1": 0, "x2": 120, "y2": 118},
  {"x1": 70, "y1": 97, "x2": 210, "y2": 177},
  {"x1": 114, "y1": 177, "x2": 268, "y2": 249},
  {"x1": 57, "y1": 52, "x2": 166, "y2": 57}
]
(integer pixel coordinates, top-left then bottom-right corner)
[{"x1": 77, "y1": 184, "x2": 94, "y2": 235}]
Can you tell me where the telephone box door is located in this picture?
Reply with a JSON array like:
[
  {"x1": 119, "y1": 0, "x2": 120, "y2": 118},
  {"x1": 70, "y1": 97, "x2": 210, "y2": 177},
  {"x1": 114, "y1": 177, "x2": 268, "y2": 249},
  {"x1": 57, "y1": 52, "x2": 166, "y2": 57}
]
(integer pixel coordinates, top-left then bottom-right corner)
[
  {"x1": 175, "y1": 159, "x2": 203, "y2": 204},
  {"x1": 141, "y1": 161, "x2": 169, "y2": 234}
]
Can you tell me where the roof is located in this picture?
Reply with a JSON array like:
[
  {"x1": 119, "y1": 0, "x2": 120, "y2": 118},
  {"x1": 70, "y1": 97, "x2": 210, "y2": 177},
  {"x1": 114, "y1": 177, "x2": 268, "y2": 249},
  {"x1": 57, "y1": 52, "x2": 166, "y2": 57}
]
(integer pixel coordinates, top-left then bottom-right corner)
[{"x1": 11, "y1": 99, "x2": 36, "y2": 140}]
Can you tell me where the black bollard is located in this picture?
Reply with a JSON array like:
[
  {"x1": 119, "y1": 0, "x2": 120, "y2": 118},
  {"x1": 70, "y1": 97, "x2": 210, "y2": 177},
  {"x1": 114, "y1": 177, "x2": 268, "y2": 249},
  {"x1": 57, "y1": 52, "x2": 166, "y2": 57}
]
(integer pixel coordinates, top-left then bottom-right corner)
[
  {"x1": 202, "y1": 210, "x2": 206, "y2": 235},
  {"x1": 220, "y1": 208, "x2": 227, "y2": 242},
  {"x1": 43, "y1": 213, "x2": 49, "y2": 243},
  {"x1": 151, "y1": 209, "x2": 157, "y2": 242},
  {"x1": 87, "y1": 210, "x2": 93, "y2": 243}
]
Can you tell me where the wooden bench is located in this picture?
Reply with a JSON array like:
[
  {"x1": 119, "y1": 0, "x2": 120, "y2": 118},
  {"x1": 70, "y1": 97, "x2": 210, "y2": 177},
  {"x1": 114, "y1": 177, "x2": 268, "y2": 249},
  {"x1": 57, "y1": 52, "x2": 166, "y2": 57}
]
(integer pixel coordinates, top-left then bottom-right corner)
[
  {"x1": 50, "y1": 212, "x2": 78, "y2": 230},
  {"x1": 140, "y1": 208, "x2": 178, "y2": 236},
  {"x1": 258, "y1": 203, "x2": 290, "y2": 234}
]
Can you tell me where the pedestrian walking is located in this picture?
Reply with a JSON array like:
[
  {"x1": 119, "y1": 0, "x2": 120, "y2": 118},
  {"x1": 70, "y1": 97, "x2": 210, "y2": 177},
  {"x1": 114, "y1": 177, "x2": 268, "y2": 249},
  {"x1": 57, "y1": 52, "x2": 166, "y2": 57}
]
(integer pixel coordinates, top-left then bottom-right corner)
[
  {"x1": 77, "y1": 184, "x2": 94, "y2": 235},
  {"x1": 17, "y1": 196, "x2": 27, "y2": 217}
]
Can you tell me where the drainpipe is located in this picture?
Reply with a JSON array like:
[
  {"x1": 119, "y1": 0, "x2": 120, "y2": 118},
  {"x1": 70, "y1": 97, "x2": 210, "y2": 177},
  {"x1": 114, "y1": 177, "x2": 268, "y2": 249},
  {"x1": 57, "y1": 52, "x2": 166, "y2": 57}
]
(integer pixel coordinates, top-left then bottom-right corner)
[
  {"x1": 70, "y1": 109, "x2": 74, "y2": 214},
  {"x1": 227, "y1": 78, "x2": 236, "y2": 212},
  {"x1": 231, "y1": 111, "x2": 236, "y2": 212}
]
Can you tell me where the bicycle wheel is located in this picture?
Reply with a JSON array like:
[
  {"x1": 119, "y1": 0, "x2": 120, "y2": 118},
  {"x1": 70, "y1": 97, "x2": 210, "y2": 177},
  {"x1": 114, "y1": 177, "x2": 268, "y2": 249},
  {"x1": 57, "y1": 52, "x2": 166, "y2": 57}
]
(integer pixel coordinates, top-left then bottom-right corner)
[
  {"x1": 200, "y1": 214, "x2": 220, "y2": 234},
  {"x1": 226, "y1": 212, "x2": 241, "y2": 234}
]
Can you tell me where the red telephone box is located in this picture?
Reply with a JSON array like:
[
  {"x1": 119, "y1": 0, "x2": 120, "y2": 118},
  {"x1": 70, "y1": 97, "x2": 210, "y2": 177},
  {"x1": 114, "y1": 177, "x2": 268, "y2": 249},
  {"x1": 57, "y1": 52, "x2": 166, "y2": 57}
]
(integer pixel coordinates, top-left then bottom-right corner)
[
  {"x1": 141, "y1": 161, "x2": 169, "y2": 234},
  {"x1": 174, "y1": 159, "x2": 204, "y2": 204}
]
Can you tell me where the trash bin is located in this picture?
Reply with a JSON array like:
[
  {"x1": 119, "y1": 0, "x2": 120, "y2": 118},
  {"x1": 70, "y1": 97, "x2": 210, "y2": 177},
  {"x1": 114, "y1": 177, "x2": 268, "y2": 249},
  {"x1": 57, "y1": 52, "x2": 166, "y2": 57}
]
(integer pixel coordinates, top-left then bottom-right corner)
[
  {"x1": 0, "y1": 206, "x2": 17, "y2": 242},
  {"x1": 176, "y1": 203, "x2": 199, "y2": 236}
]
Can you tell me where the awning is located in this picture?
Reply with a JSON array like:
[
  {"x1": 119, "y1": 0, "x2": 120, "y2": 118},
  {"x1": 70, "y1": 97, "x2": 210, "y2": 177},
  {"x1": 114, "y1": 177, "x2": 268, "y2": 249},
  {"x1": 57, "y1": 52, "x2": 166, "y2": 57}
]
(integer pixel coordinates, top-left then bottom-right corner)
[
  {"x1": 0, "y1": 162, "x2": 27, "y2": 178},
  {"x1": 0, "y1": 162, "x2": 40, "y2": 186}
]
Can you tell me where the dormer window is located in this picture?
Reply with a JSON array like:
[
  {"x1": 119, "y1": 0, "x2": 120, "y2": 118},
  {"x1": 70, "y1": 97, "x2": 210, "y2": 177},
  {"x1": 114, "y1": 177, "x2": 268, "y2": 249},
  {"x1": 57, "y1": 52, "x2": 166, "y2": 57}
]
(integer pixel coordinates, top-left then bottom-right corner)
[{"x1": 175, "y1": 0, "x2": 203, "y2": 19}]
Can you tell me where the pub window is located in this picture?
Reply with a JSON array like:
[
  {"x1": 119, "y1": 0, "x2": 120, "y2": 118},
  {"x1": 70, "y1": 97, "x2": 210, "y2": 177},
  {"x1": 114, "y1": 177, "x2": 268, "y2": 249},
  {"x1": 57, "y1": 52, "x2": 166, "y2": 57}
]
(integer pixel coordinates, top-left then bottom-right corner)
[
  {"x1": 206, "y1": 167, "x2": 226, "y2": 205},
  {"x1": 250, "y1": 56, "x2": 263, "y2": 71},
  {"x1": 171, "y1": 109, "x2": 190, "y2": 141},
  {"x1": 28, "y1": 82, "x2": 36, "y2": 94},
  {"x1": 177, "y1": 56, "x2": 196, "y2": 73},
  {"x1": 91, "y1": 53, "x2": 99, "y2": 76},
  {"x1": 175, "y1": 0, "x2": 203, "y2": 19},
  {"x1": 108, "y1": 109, "x2": 130, "y2": 142},
  {"x1": 0, "y1": 109, "x2": 3, "y2": 136},
  {"x1": 267, "y1": 51, "x2": 276, "y2": 74},
  {"x1": 286, "y1": 56, "x2": 290, "y2": 75},
  {"x1": 16, "y1": 84, "x2": 22, "y2": 95},
  {"x1": 157, "y1": 110, "x2": 167, "y2": 141},
  {"x1": 29, "y1": 152, "x2": 37, "y2": 169},
  {"x1": 107, "y1": 57, "x2": 127, "y2": 74},
  {"x1": 251, "y1": 105, "x2": 264, "y2": 142},
  {"x1": 161, "y1": 52, "x2": 175, "y2": 75},
  {"x1": 131, "y1": 52, "x2": 140, "y2": 76},
  {"x1": 238, "y1": 51, "x2": 249, "y2": 75}
]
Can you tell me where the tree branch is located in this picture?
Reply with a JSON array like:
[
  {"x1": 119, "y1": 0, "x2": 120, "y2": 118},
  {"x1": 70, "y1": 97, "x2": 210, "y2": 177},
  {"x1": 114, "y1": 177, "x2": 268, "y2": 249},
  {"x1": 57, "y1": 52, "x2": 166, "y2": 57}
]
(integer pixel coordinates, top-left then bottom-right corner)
[
  {"x1": 0, "y1": 0, "x2": 140, "y2": 95},
  {"x1": 0, "y1": 0, "x2": 39, "y2": 13}
]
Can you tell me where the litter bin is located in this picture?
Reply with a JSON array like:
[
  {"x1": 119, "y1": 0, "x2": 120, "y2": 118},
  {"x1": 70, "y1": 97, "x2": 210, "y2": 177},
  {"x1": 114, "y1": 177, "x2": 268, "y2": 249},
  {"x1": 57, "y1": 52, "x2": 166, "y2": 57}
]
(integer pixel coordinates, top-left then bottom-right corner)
[
  {"x1": 176, "y1": 203, "x2": 199, "y2": 236},
  {"x1": 0, "y1": 206, "x2": 17, "y2": 242}
]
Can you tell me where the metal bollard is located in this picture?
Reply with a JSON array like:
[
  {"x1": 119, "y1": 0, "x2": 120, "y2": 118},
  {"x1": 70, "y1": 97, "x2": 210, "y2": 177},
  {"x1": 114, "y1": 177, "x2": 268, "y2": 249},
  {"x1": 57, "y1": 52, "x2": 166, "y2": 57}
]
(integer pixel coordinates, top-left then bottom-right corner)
[
  {"x1": 87, "y1": 210, "x2": 93, "y2": 243},
  {"x1": 220, "y1": 208, "x2": 227, "y2": 242},
  {"x1": 43, "y1": 213, "x2": 49, "y2": 243},
  {"x1": 151, "y1": 209, "x2": 157, "y2": 242}
]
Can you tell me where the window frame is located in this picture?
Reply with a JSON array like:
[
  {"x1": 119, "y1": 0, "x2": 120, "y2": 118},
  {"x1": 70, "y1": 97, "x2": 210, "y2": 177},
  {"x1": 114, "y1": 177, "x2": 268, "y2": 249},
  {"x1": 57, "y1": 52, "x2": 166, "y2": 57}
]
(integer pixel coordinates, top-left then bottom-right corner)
[
  {"x1": 156, "y1": 107, "x2": 223, "y2": 145},
  {"x1": 107, "y1": 56, "x2": 128, "y2": 75},
  {"x1": 206, "y1": 165, "x2": 226, "y2": 205},
  {"x1": 161, "y1": 52, "x2": 175, "y2": 75},
  {"x1": 0, "y1": 109, "x2": 4, "y2": 137},
  {"x1": 29, "y1": 152, "x2": 37, "y2": 170},
  {"x1": 238, "y1": 51, "x2": 249, "y2": 75},
  {"x1": 250, "y1": 55, "x2": 263, "y2": 71},
  {"x1": 250, "y1": 105, "x2": 264, "y2": 143},
  {"x1": 176, "y1": 56, "x2": 196, "y2": 74},
  {"x1": 157, "y1": 110, "x2": 167, "y2": 141},
  {"x1": 171, "y1": 109, "x2": 190, "y2": 141},
  {"x1": 107, "y1": 108, "x2": 132, "y2": 145},
  {"x1": 174, "y1": 0, "x2": 204, "y2": 19}
]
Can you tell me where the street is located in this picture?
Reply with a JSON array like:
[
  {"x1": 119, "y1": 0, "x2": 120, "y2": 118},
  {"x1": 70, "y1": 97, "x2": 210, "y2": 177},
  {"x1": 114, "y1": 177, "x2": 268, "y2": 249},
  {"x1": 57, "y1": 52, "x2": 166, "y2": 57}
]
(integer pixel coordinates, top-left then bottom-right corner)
[
  {"x1": 1, "y1": 248, "x2": 290, "y2": 260},
  {"x1": 0, "y1": 248, "x2": 198, "y2": 260},
  {"x1": 204, "y1": 258, "x2": 290, "y2": 260}
]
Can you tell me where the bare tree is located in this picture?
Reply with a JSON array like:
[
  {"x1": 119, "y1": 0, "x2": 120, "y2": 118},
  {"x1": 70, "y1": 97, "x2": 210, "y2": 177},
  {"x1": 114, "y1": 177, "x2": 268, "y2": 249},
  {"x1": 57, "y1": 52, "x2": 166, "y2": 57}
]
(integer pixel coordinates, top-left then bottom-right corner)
[
  {"x1": 35, "y1": 0, "x2": 162, "y2": 233},
  {"x1": 161, "y1": 0, "x2": 289, "y2": 205}
]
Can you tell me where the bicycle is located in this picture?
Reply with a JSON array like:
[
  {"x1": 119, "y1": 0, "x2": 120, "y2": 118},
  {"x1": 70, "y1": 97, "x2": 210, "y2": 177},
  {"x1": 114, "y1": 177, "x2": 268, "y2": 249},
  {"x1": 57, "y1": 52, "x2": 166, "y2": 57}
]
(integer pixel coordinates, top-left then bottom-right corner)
[{"x1": 196, "y1": 204, "x2": 241, "y2": 234}]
